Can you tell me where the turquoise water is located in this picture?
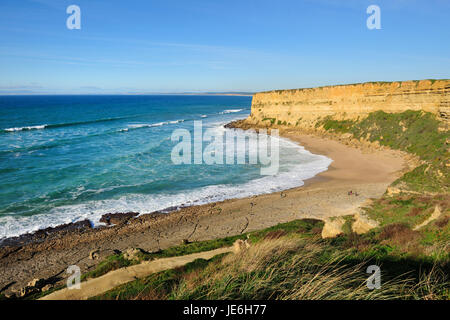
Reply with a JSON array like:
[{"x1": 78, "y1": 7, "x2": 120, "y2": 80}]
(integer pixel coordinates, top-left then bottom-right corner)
[{"x1": 0, "y1": 95, "x2": 331, "y2": 239}]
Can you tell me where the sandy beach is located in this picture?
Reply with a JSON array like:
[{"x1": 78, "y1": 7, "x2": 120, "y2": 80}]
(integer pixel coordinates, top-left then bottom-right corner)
[{"x1": 0, "y1": 128, "x2": 408, "y2": 295}]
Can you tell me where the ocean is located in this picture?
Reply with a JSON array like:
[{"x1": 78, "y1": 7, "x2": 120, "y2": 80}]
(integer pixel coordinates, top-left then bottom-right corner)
[{"x1": 0, "y1": 95, "x2": 332, "y2": 239}]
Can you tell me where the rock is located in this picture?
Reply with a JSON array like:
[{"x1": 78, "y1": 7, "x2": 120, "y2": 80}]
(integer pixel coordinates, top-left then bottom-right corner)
[
  {"x1": 341, "y1": 133, "x2": 352, "y2": 139},
  {"x1": 352, "y1": 212, "x2": 378, "y2": 234},
  {"x1": 89, "y1": 249, "x2": 100, "y2": 260},
  {"x1": 0, "y1": 219, "x2": 92, "y2": 247},
  {"x1": 243, "y1": 80, "x2": 450, "y2": 134},
  {"x1": 224, "y1": 120, "x2": 246, "y2": 129},
  {"x1": 100, "y1": 212, "x2": 139, "y2": 225},
  {"x1": 41, "y1": 284, "x2": 53, "y2": 292},
  {"x1": 4, "y1": 292, "x2": 16, "y2": 299},
  {"x1": 19, "y1": 286, "x2": 39, "y2": 297},
  {"x1": 386, "y1": 186, "x2": 402, "y2": 196},
  {"x1": 3, "y1": 292, "x2": 17, "y2": 299},
  {"x1": 232, "y1": 239, "x2": 250, "y2": 254},
  {"x1": 123, "y1": 248, "x2": 146, "y2": 261},
  {"x1": 321, "y1": 217, "x2": 345, "y2": 238},
  {"x1": 27, "y1": 278, "x2": 45, "y2": 289}
]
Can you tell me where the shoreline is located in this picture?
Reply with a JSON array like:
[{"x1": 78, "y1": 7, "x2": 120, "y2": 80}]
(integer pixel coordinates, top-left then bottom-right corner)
[
  {"x1": 0, "y1": 122, "x2": 409, "y2": 295},
  {"x1": 0, "y1": 119, "x2": 327, "y2": 245}
]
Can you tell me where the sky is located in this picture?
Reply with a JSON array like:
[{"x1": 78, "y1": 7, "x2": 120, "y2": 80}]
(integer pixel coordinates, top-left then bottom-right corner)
[{"x1": 0, "y1": 0, "x2": 449, "y2": 94}]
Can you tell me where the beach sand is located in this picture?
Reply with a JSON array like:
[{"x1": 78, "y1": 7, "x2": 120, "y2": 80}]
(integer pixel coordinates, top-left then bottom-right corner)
[{"x1": 0, "y1": 130, "x2": 408, "y2": 295}]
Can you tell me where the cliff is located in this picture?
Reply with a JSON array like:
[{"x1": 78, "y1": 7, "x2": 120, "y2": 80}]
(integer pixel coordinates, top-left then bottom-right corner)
[{"x1": 244, "y1": 80, "x2": 450, "y2": 128}]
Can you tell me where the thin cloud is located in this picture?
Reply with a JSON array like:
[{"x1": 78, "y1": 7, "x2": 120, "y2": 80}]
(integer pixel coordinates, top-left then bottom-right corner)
[{"x1": 0, "y1": 85, "x2": 43, "y2": 89}]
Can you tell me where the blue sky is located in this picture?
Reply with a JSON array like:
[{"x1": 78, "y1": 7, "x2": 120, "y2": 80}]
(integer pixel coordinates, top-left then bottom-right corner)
[{"x1": 0, "y1": 0, "x2": 449, "y2": 94}]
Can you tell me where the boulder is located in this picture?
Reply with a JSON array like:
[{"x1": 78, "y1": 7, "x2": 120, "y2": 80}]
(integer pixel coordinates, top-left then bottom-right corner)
[
  {"x1": 41, "y1": 284, "x2": 53, "y2": 292},
  {"x1": 352, "y1": 213, "x2": 379, "y2": 234},
  {"x1": 19, "y1": 286, "x2": 39, "y2": 297},
  {"x1": 321, "y1": 217, "x2": 345, "y2": 238},
  {"x1": 123, "y1": 248, "x2": 147, "y2": 261},
  {"x1": 89, "y1": 249, "x2": 100, "y2": 260},
  {"x1": 4, "y1": 292, "x2": 16, "y2": 299},
  {"x1": 0, "y1": 219, "x2": 91, "y2": 247},
  {"x1": 232, "y1": 239, "x2": 250, "y2": 254},
  {"x1": 100, "y1": 212, "x2": 139, "y2": 225},
  {"x1": 341, "y1": 133, "x2": 353, "y2": 140},
  {"x1": 27, "y1": 278, "x2": 46, "y2": 289}
]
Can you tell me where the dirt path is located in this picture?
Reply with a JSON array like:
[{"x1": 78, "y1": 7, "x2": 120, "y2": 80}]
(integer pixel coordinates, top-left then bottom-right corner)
[{"x1": 41, "y1": 247, "x2": 232, "y2": 300}]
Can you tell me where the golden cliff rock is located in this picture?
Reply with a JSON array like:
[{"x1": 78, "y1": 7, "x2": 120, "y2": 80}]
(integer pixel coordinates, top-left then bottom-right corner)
[{"x1": 244, "y1": 80, "x2": 450, "y2": 128}]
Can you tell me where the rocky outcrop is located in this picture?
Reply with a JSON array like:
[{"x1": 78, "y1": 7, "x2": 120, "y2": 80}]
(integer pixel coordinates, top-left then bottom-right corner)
[
  {"x1": 99, "y1": 212, "x2": 139, "y2": 225},
  {"x1": 244, "y1": 80, "x2": 450, "y2": 129},
  {"x1": 232, "y1": 239, "x2": 251, "y2": 253},
  {"x1": 123, "y1": 248, "x2": 147, "y2": 262},
  {"x1": 352, "y1": 212, "x2": 379, "y2": 234},
  {"x1": 0, "y1": 219, "x2": 92, "y2": 248},
  {"x1": 321, "y1": 217, "x2": 345, "y2": 238},
  {"x1": 17, "y1": 277, "x2": 51, "y2": 298}
]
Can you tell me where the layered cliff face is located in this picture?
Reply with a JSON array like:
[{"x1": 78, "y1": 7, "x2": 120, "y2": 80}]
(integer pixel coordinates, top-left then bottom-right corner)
[{"x1": 245, "y1": 80, "x2": 450, "y2": 128}]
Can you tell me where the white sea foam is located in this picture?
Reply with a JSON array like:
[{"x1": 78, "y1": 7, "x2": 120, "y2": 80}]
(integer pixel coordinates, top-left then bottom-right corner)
[
  {"x1": 219, "y1": 109, "x2": 243, "y2": 114},
  {"x1": 129, "y1": 122, "x2": 167, "y2": 129},
  {"x1": 0, "y1": 125, "x2": 332, "y2": 240},
  {"x1": 120, "y1": 119, "x2": 186, "y2": 132},
  {"x1": 169, "y1": 119, "x2": 184, "y2": 124},
  {"x1": 4, "y1": 125, "x2": 47, "y2": 132}
]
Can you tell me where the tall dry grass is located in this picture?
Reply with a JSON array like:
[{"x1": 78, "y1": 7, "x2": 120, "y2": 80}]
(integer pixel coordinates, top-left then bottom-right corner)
[{"x1": 168, "y1": 237, "x2": 434, "y2": 300}]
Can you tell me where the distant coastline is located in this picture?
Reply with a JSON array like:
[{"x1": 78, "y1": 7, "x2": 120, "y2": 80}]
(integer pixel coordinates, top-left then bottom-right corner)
[{"x1": 0, "y1": 92, "x2": 255, "y2": 96}]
